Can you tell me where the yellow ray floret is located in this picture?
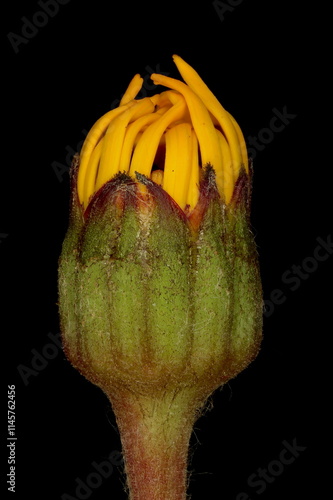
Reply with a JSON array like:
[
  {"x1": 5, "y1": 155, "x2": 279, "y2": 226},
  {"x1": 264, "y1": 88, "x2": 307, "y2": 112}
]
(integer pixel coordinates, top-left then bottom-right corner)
[
  {"x1": 78, "y1": 56, "x2": 248, "y2": 211},
  {"x1": 172, "y1": 54, "x2": 247, "y2": 176},
  {"x1": 163, "y1": 123, "x2": 194, "y2": 211},
  {"x1": 128, "y1": 91, "x2": 187, "y2": 179},
  {"x1": 77, "y1": 103, "x2": 136, "y2": 203},
  {"x1": 119, "y1": 74, "x2": 144, "y2": 106},
  {"x1": 96, "y1": 97, "x2": 155, "y2": 193},
  {"x1": 150, "y1": 73, "x2": 223, "y2": 195}
]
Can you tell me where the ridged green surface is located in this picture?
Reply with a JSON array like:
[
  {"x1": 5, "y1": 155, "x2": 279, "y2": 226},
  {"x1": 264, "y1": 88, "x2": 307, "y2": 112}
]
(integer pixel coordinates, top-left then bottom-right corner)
[
  {"x1": 189, "y1": 182, "x2": 233, "y2": 380},
  {"x1": 58, "y1": 163, "x2": 262, "y2": 397},
  {"x1": 226, "y1": 206, "x2": 263, "y2": 374}
]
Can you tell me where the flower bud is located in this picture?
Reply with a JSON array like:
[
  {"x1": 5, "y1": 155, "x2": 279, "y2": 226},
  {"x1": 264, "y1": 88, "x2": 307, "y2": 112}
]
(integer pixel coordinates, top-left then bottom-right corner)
[{"x1": 58, "y1": 55, "x2": 262, "y2": 500}]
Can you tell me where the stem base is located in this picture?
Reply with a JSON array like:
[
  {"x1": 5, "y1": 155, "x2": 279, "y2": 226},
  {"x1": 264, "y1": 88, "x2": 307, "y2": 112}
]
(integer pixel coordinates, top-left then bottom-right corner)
[{"x1": 108, "y1": 388, "x2": 204, "y2": 500}]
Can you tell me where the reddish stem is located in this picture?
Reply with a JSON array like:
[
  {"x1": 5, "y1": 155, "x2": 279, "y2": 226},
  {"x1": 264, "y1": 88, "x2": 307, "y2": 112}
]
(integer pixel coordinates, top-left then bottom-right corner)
[{"x1": 108, "y1": 388, "x2": 201, "y2": 500}]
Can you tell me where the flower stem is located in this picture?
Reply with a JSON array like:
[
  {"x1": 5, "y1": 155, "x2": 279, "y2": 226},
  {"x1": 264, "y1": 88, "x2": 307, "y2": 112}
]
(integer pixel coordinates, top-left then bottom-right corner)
[{"x1": 108, "y1": 387, "x2": 203, "y2": 500}]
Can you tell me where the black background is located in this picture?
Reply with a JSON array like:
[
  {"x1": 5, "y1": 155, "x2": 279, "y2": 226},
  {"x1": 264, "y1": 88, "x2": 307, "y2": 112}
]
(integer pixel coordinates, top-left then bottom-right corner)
[{"x1": 2, "y1": 1, "x2": 331, "y2": 499}]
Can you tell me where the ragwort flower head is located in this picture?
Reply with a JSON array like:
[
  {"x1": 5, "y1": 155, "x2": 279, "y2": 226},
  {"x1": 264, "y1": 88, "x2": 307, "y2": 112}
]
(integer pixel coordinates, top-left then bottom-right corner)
[{"x1": 58, "y1": 55, "x2": 262, "y2": 500}]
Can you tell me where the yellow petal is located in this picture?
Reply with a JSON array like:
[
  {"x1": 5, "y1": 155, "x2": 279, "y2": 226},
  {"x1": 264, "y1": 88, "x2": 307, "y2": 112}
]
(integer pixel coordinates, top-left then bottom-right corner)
[
  {"x1": 216, "y1": 129, "x2": 233, "y2": 203},
  {"x1": 77, "y1": 102, "x2": 136, "y2": 203},
  {"x1": 119, "y1": 74, "x2": 144, "y2": 105},
  {"x1": 150, "y1": 73, "x2": 222, "y2": 184},
  {"x1": 82, "y1": 137, "x2": 104, "y2": 208},
  {"x1": 96, "y1": 98, "x2": 155, "y2": 192},
  {"x1": 129, "y1": 92, "x2": 187, "y2": 178},
  {"x1": 171, "y1": 54, "x2": 245, "y2": 175},
  {"x1": 186, "y1": 131, "x2": 199, "y2": 211},
  {"x1": 227, "y1": 111, "x2": 249, "y2": 173},
  {"x1": 164, "y1": 123, "x2": 193, "y2": 211},
  {"x1": 119, "y1": 112, "x2": 160, "y2": 173}
]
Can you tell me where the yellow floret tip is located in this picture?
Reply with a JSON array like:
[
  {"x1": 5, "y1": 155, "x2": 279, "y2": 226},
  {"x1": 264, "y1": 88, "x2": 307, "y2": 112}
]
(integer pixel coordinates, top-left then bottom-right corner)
[{"x1": 78, "y1": 55, "x2": 249, "y2": 211}]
